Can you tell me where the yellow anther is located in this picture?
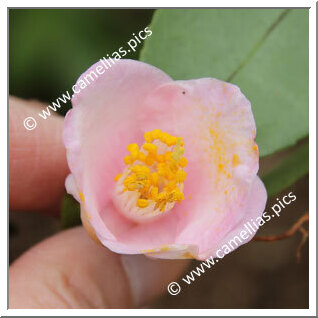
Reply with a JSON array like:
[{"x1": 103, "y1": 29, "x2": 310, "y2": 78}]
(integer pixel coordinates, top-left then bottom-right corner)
[
  {"x1": 144, "y1": 131, "x2": 152, "y2": 143},
  {"x1": 132, "y1": 152, "x2": 139, "y2": 161},
  {"x1": 157, "y1": 163, "x2": 167, "y2": 176},
  {"x1": 137, "y1": 199, "x2": 149, "y2": 208},
  {"x1": 127, "y1": 143, "x2": 139, "y2": 153},
  {"x1": 114, "y1": 173, "x2": 122, "y2": 181},
  {"x1": 127, "y1": 143, "x2": 139, "y2": 160},
  {"x1": 164, "y1": 152, "x2": 172, "y2": 161},
  {"x1": 117, "y1": 129, "x2": 187, "y2": 212},
  {"x1": 138, "y1": 152, "x2": 146, "y2": 162},
  {"x1": 160, "y1": 132, "x2": 170, "y2": 144},
  {"x1": 143, "y1": 143, "x2": 157, "y2": 153},
  {"x1": 151, "y1": 172, "x2": 159, "y2": 185},
  {"x1": 176, "y1": 170, "x2": 187, "y2": 183},
  {"x1": 157, "y1": 192, "x2": 168, "y2": 200},
  {"x1": 150, "y1": 186, "x2": 159, "y2": 199},
  {"x1": 145, "y1": 155, "x2": 155, "y2": 166},
  {"x1": 156, "y1": 154, "x2": 165, "y2": 162},
  {"x1": 174, "y1": 190, "x2": 184, "y2": 201},
  {"x1": 151, "y1": 129, "x2": 161, "y2": 140},
  {"x1": 164, "y1": 181, "x2": 177, "y2": 192},
  {"x1": 179, "y1": 157, "x2": 188, "y2": 168},
  {"x1": 136, "y1": 173, "x2": 148, "y2": 181},
  {"x1": 124, "y1": 155, "x2": 132, "y2": 164},
  {"x1": 166, "y1": 136, "x2": 178, "y2": 146},
  {"x1": 123, "y1": 175, "x2": 135, "y2": 187},
  {"x1": 131, "y1": 165, "x2": 150, "y2": 174}
]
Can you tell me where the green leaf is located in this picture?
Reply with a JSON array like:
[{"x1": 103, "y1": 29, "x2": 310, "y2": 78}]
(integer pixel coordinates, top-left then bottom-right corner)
[
  {"x1": 231, "y1": 10, "x2": 308, "y2": 157},
  {"x1": 140, "y1": 9, "x2": 308, "y2": 157},
  {"x1": 262, "y1": 140, "x2": 309, "y2": 197},
  {"x1": 61, "y1": 193, "x2": 81, "y2": 228}
]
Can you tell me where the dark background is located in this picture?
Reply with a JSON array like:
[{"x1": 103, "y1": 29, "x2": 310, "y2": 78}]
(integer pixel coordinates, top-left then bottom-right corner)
[
  {"x1": 9, "y1": 9, "x2": 154, "y2": 115},
  {"x1": 9, "y1": 9, "x2": 309, "y2": 309}
]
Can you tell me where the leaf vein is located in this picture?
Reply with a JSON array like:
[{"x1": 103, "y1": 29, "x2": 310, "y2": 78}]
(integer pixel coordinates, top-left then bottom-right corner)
[{"x1": 227, "y1": 9, "x2": 291, "y2": 82}]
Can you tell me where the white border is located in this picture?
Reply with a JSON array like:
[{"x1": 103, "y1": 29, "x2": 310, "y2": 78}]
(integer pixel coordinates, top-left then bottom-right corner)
[
  {"x1": 308, "y1": 0, "x2": 316, "y2": 314},
  {"x1": 3, "y1": 1, "x2": 316, "y2": 316},
  {"x1": 1, "y1": 0, "x2": 316, "y2": 8}
]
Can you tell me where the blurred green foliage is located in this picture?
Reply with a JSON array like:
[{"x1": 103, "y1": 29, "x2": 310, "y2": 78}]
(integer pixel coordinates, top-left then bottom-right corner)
[
  {"x1": 61, "y1": 193, "x2": 81, "y2": 228},
  {"x1": 9, "y1": 9, "x2": 154, "y2": 115},
  {"x1": 262, "y1": 140, "x2": 309, "y2": 198}
]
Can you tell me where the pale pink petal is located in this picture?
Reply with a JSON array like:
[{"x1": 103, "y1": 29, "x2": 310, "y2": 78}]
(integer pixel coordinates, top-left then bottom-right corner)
[
  {"x1": 197, "y1": 176, "x2": 267, "y2": 260},
  {"x1": 65, "y1": 173, "x2": 80, "y2": 202},
  {"x1": 63, "y1": 59, "x2": 267, "y2": 259},
  {"x1": 63, "y1": 59, "x2": 173, "y2": 243}
]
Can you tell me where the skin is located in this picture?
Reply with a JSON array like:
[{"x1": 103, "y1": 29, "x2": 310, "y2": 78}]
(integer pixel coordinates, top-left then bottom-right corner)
[{"x1": 9, "y1": 96, "x2": 189, "y2": 309}]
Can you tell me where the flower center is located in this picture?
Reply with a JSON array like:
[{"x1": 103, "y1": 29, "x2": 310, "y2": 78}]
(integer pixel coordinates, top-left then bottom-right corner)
[{"x1": 113, "y1": 129, "x2": 187, "y2": 223}]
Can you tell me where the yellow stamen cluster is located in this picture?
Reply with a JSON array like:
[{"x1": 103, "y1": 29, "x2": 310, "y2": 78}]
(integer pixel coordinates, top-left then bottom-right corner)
[{"x1": 115, "y1": 129, "x2": 187, "y2": 212}]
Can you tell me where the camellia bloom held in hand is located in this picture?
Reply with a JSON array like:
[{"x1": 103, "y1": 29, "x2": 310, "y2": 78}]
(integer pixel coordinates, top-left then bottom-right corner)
[{"x1": 63, "y1": 59, "x2": 267, "y2": 260}]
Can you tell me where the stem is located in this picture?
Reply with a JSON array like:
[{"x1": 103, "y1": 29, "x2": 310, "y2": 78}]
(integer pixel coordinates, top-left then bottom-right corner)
[{"x1": 253, "y1": 212, "x2": 309, "y2": 261}]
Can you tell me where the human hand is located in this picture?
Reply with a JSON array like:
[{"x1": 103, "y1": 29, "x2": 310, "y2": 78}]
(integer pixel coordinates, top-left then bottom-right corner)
[{"x1": 9, "y1": 96, "x2": 189, "y2": 309}]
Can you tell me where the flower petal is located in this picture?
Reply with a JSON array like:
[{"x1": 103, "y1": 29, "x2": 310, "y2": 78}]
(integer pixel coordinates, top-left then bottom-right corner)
[
  {"x1": 196, "y1": 176, "x2": 267, "y2": 260},
  {"x1": 63, "y1": 59, "x2": 266, "y2": 259},
  {"x1": 63, "y1": 59, "x2": 173, "y2": 242}
]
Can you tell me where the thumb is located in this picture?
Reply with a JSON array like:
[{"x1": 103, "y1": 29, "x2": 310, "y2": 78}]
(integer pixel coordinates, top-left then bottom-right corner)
[{"x1": 9, "y1": 227, "x2": 189, "y2": 308}]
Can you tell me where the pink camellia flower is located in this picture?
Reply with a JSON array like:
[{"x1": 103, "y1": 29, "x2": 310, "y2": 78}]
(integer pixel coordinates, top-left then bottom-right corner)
[{"x1": 63, "y1": 59, "x2": 267, "y2": 260}]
